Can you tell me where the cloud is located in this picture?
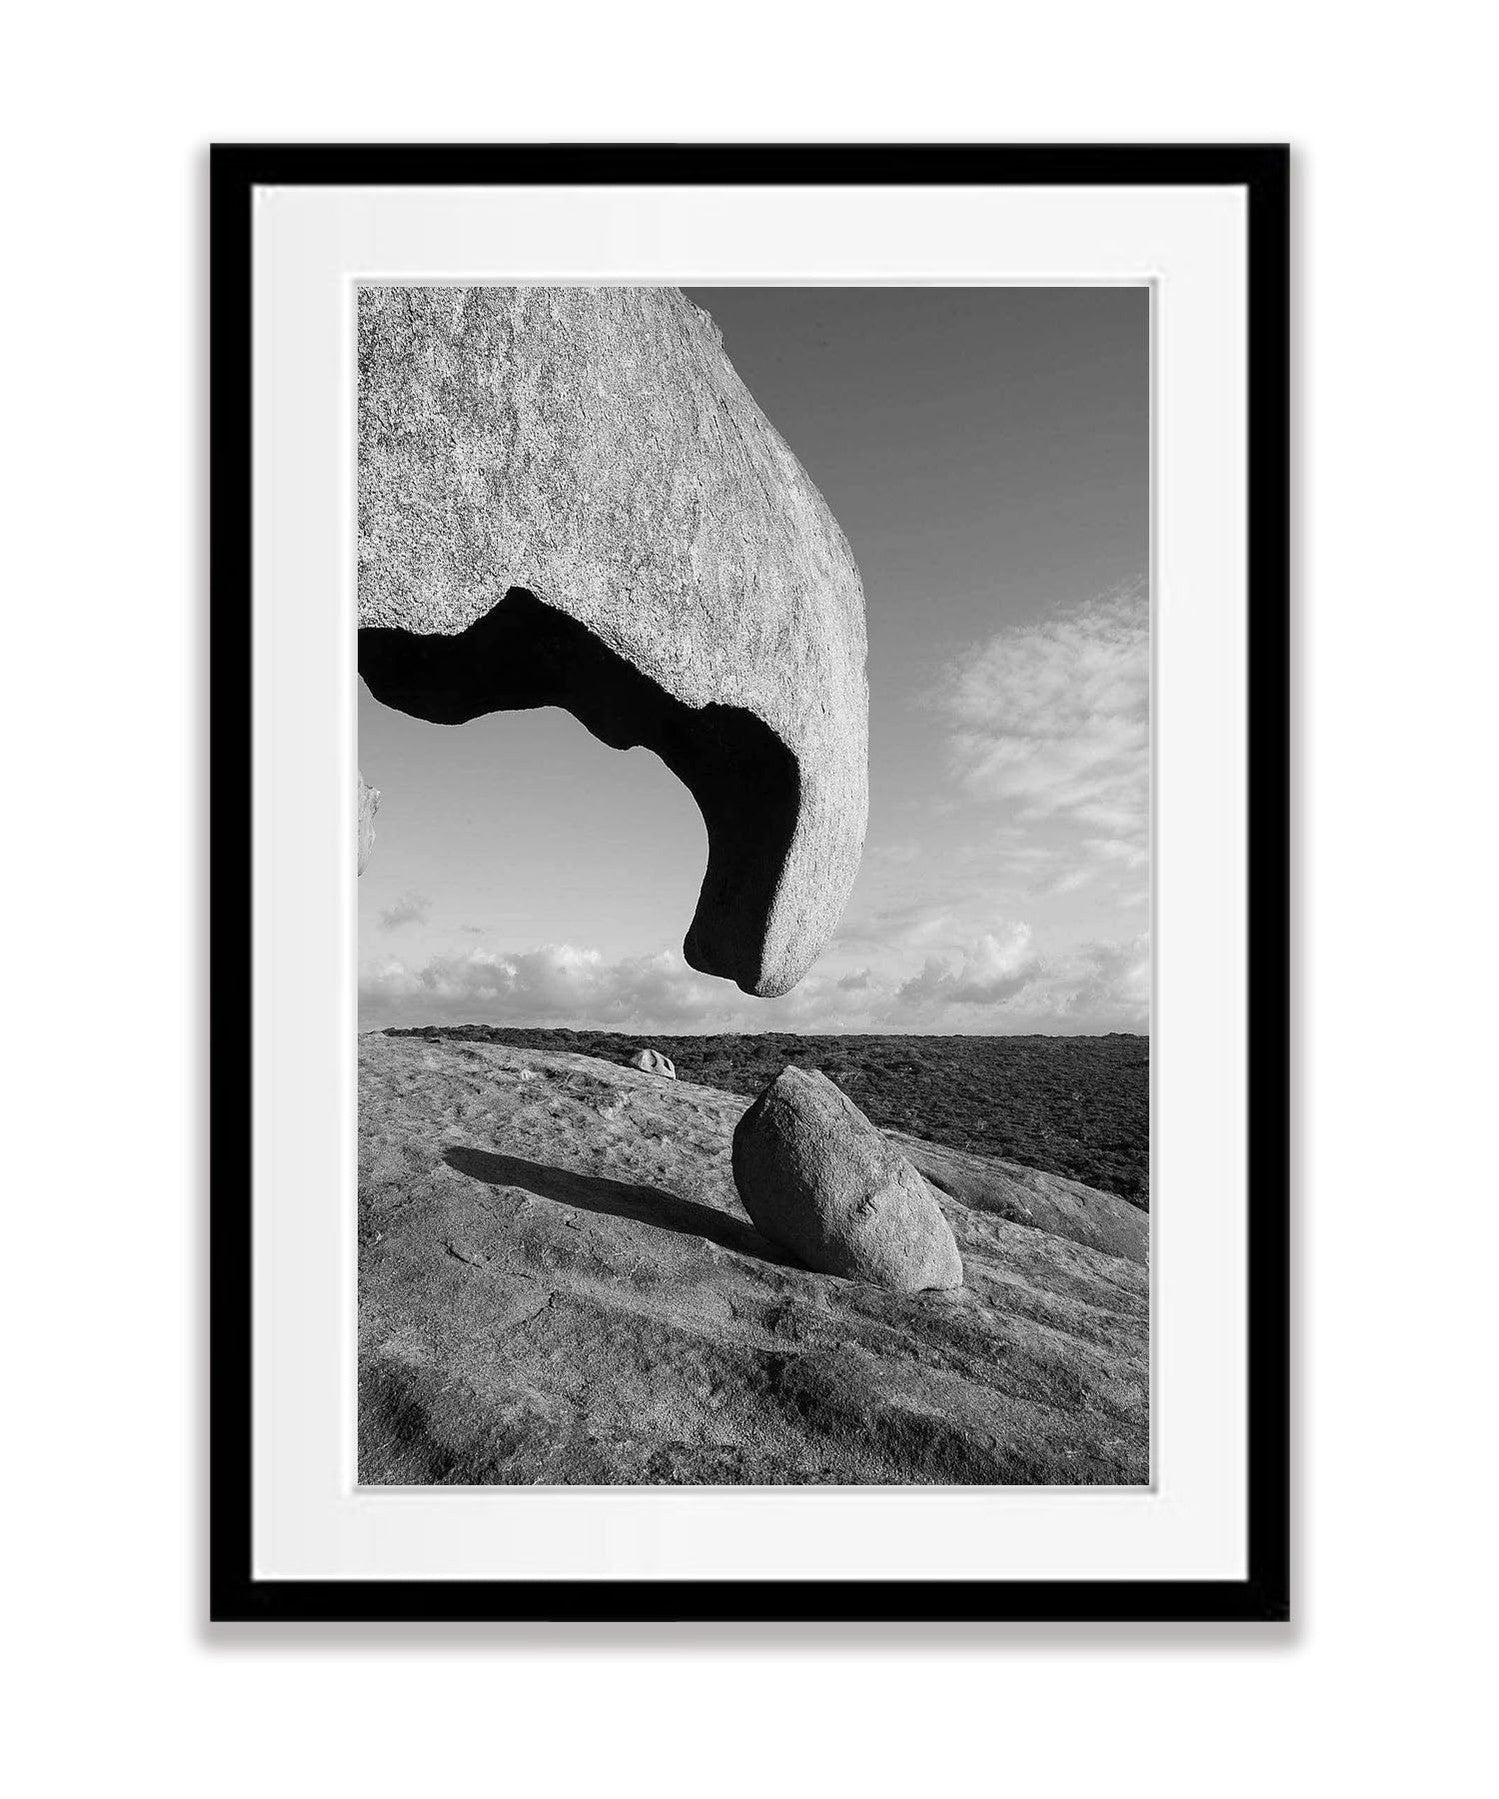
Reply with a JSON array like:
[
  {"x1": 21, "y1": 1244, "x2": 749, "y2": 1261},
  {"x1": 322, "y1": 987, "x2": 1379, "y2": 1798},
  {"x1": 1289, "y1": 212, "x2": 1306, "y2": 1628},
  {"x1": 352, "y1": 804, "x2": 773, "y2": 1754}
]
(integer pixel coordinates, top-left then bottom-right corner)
[
  {"x1": 896, "y1": 923, "x2": 1037, "y2": 1007},
  {"x1": 834, "y1": 899, "x2": 958, "y2": 953},
  {"x1": 360, "y1": 926, "x2": 1148, "y2": 1037},
  {"x1": 378, "y1": 891, "x2": 430, "y2": 929},
  {"x1": 942, "y1": 583, "x2": 1149, "y2": 855},
  {"x1": 1035, "y1": 935, "x2": 1150, "y2": 1024},
  {"x1": 364, "y1": 943, "x2": 712, "y2": 1025},
  {"x1": 361, "y1": 943, "x2": 802, "y2": 1033},
  {"x1": 891, "y1": 928, "x2": 1148, "y2": 1030}
]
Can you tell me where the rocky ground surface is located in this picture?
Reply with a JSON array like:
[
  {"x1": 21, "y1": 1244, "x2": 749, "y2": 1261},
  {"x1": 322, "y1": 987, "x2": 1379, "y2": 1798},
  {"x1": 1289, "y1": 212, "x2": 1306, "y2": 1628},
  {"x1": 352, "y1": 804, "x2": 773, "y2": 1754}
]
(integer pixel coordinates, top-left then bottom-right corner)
[
  {"x1": 359, "y1": 1033, "x2": 1149, "y2": 1486},
  {"x1": 387, "y1": 1025, "x2": 1152, "y2": 1206}
]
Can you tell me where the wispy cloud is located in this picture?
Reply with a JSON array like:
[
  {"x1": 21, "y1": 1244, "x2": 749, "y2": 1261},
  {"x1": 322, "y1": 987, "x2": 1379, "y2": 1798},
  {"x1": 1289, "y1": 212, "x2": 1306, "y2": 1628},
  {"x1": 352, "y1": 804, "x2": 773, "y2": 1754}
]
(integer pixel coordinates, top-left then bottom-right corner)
[
  {"x1": 943, "y1": 583, "x2": 1149, "y2": 854},
  {"x1": 378, "y1": 891, "x2": 431, "y2": 930},
  {"x1": 834, "y1": 898, "x2": 959, "y2": 954}
]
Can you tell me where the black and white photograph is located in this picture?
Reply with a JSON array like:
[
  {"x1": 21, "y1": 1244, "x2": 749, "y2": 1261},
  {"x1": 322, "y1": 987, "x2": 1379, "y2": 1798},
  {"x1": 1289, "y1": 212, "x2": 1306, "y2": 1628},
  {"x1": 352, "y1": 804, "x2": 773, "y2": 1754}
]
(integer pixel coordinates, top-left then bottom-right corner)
[
  {"x1": 354, "y1": 282, "x2": 1151, "y2": 1487},
  {"x1": 18, "y1": 5, "x2": 1499, "y2": 1783}
]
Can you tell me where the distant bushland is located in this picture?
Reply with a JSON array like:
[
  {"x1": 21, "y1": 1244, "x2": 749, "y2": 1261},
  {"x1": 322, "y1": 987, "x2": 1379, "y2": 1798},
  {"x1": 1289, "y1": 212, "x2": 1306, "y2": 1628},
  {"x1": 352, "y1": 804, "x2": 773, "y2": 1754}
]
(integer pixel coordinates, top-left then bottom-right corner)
[{"x1": 383, "y1": 1026, "x2": 1150, "y2": 1209}]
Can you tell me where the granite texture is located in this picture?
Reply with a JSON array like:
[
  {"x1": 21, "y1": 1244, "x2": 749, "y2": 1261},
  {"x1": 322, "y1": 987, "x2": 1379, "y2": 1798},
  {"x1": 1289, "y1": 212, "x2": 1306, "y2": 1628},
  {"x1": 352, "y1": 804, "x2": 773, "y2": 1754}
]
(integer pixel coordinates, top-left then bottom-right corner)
[{"x1": 357, "y1": 286, "x2": 869, "y2": 996}]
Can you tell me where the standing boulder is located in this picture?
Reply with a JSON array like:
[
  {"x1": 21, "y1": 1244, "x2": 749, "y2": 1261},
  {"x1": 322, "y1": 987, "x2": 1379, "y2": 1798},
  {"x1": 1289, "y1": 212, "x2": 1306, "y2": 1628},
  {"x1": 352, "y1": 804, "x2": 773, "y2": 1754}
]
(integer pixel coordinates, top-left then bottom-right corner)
[
  {"x1": 731, "y1": 1068, "x2": 963, "y2": 1292},
  {"x1": 629, "y1": 1049, "x2": 676, "y2": 1080}
]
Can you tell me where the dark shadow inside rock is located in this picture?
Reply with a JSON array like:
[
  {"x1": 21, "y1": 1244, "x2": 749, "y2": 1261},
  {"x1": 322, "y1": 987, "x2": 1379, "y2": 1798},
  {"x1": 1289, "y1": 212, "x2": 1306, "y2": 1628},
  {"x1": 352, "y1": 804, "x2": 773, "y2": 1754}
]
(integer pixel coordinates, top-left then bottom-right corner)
[
  {"x1": 359, "y1": 586, "x2": 800, "y2": 994},
  {"x1": 442, "y1": 1143, "x2": 798, "y2": 1268}
]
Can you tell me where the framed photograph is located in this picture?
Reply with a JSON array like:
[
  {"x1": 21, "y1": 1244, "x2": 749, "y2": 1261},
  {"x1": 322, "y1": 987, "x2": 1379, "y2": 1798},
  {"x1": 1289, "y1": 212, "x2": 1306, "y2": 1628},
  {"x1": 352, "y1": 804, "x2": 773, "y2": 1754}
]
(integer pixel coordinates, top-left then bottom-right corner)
[{"x1": 211, "y1": 144, "x2": 1288, "y2": 1623}]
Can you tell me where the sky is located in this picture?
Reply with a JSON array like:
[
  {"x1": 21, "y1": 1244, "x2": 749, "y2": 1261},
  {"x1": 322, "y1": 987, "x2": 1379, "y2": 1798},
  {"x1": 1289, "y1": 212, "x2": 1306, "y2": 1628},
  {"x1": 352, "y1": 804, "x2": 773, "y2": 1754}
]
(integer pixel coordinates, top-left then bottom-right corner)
[{"x1": 358, "y1": 286, "x2": 1149, "y2": 1035}]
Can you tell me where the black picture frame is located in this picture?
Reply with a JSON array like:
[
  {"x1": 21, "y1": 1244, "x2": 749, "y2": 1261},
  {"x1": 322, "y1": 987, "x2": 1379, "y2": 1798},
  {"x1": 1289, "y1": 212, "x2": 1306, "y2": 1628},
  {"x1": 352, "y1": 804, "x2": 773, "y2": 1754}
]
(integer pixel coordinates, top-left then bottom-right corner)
[{"x1": 210, "y1": 143, "x2": 1289, "y2": 1625}]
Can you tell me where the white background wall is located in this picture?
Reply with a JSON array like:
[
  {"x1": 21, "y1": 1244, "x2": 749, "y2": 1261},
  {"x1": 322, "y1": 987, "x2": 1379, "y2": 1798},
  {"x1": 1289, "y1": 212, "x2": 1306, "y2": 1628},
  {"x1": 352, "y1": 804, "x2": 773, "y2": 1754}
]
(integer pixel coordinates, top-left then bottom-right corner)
[{"x1": 4, "y1": 4, "x2": 1494, "y2": 1794}]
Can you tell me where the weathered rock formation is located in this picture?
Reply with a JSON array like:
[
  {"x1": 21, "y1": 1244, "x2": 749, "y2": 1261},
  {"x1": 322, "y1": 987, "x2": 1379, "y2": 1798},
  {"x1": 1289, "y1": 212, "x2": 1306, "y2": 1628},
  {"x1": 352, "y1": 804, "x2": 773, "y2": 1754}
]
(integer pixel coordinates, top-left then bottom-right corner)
[
  {"x1": 629, "y1": 1048, "x2": 676, "y2": 1079},
  {"x1": 356, "y1": 286, "x2": 868, "y2": 996},
  {"x1": 356, "y1": 771, "x2": 380, "y2": 875},
  {"x1": 732, "y1": 1067, "x2": 964, "y2": 1293}
]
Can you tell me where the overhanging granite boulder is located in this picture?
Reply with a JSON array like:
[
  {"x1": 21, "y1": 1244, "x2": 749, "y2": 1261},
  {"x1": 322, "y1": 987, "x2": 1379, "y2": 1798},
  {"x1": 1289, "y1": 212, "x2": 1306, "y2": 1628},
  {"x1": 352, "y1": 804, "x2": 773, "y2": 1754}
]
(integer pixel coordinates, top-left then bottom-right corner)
[{"x1": 356, "y1": 286, "x2": 868, "y2": 996}]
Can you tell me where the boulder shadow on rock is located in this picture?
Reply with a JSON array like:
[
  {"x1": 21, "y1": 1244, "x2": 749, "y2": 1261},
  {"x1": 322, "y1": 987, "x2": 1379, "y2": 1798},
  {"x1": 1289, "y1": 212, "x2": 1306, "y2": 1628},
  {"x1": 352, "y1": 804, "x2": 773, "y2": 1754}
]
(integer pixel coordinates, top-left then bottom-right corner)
[{"x1": 442, "y1": 1143, "x2": 793, "y2": 1266}]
